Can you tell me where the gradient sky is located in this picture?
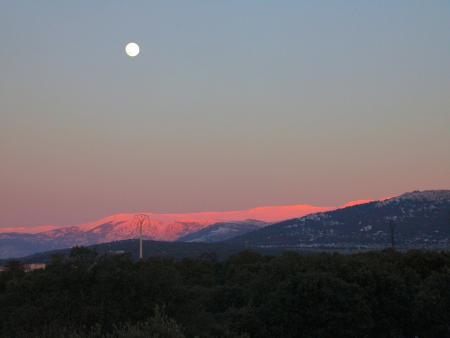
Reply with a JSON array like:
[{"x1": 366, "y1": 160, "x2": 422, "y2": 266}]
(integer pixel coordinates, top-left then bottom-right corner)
[{"x1": 1, "y1": 1, "x2": 449, "y2": 227}]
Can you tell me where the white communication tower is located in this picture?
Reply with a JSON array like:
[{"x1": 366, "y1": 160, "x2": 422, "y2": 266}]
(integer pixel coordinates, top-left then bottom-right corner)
[{"x1": 133, "y1": 214, "x2": 150, "y2": 259}]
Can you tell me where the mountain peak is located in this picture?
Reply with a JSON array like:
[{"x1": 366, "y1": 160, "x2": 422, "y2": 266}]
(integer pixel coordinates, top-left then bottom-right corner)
[
  {"x1": 379, "y1": 190, "x2": 450, "y2": 206},
  {"x1": 397, "y1": 190, "x2": 450, "y2": 201}
]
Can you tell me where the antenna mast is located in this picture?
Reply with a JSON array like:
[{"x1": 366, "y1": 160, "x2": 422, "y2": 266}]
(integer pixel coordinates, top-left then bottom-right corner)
[{"x1": 133, "y1": 214, "x2": 150, "y2": 259}]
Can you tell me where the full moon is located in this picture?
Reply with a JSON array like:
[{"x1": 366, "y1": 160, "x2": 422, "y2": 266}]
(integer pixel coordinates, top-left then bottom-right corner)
[{"x1": 125, "y1": 42, "x2": 140, "y2": 57}]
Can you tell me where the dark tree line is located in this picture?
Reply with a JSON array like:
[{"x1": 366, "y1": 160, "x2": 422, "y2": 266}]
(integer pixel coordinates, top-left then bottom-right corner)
[{"x1": 1, "y1": 248, "x2": 449, "y2": 338}]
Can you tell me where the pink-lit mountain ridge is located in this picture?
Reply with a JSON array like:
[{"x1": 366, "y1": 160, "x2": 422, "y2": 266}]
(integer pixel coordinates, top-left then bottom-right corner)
[{"x1": 0, "y1": 200, "x2": 372, "y2": 258}]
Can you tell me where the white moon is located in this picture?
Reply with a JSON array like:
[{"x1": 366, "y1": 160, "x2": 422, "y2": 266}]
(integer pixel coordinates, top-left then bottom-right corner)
[{"x1": 125, "y1": 42, "x2": 140, "y2": 57}]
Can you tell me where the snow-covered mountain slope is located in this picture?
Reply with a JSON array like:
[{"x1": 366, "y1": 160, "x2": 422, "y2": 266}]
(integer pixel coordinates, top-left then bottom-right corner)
[
  {"x1": 178, "y1": 220, "x2": 268, "y2": 243},
  {"x1": 228, "y1": 190, "x2": 450, "y2": 250},
  {"x1": 0, "y1": 203, "x2": 346, "y2": 258}
]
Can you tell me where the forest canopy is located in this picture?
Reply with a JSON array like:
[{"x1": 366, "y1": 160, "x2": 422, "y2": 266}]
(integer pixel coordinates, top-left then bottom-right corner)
[{"x1": 1, "y1": 248, "x2": 449, "y2": 338}]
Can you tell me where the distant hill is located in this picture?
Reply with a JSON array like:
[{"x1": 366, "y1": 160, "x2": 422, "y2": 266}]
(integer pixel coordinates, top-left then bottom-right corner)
[
  {"x1": 228, "y1": 190, "x2": 450, "y2": 250},
  {"x1": 1, "y1": 239, "x2": 287, "y2": 264},
  {"x1": 178, "y1": 220, "x2": 268, "y2": 243}
]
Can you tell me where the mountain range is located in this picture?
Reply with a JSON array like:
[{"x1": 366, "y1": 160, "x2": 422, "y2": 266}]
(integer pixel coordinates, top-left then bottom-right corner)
[
  {"x1": 1, "y1": 191, "x2": 448, "y2": 260},
  {"x1": 0, "y1": 203, "x2": 341, "y2": 259}
]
